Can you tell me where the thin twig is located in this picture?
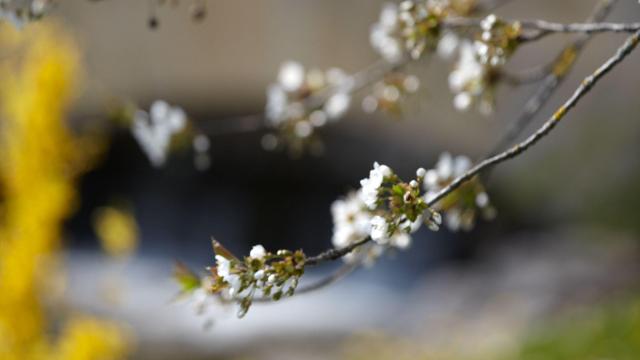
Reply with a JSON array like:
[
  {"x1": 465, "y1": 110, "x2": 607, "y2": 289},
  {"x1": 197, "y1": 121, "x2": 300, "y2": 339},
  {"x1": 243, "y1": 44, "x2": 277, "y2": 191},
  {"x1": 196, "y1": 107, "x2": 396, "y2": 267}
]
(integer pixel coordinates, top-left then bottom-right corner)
[
  {"x1": 486, "y1": 0, "x2": 617, "y2": 158},
  {"x1": 429, "y1": 29, "x2": 640, "y2": 206},
  {"x1": 500, "y1": 63, "x2": 552, "y2": 85},
  {"x1": 295, "y1": 261, "x2": 360, "y2": 294},
  {"x1": 305, "y1": 237, "x2": 371, "y2": 266},
  {"x1": 253, "y1": 260, "x2": 360, "y2": 303},
  {"x1": 443, "y1": 17, "x2": 640, "y2": 41},
  {"x1": 518, "y1": 20, "x2": 640, "y2": 42}
]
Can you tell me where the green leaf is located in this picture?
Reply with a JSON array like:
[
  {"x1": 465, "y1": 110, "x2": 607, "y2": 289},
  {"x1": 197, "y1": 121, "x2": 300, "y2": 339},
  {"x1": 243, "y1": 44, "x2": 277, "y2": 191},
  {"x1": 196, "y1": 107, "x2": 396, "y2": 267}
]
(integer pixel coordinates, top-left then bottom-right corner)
[{"x1": 173, "y1": 261, "x2": 201, "y2": 293}]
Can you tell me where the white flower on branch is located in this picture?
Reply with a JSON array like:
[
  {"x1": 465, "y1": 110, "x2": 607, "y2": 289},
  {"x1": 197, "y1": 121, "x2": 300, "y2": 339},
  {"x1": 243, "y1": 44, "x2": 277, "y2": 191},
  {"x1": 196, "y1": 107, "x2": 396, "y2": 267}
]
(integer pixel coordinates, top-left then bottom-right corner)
[
  {"x1": 370, "y1": 1, "x2": 444, "y2": 63},
  {"x1": 437, "y1": 31, "x2": 461, "y2": 60},
  {"x1": 249, "y1": 244, "x2": 266, "y2": 260},
  {"x1": 370, "y1": 215, "x2": 389, "y2": 242},
  {"x1": 359, "y1": 162, "x2": 392, "y2": 209},
  {"x1": 331, "y1": 191, "x2": 372, "y2": 250},
  {"x1": 448, "y1": 40, "x2": 489, "y2": 112},
  {"x1": 132, "y1": 100, "x2": 187, "y2": 167},
  {"x1": 277, "y1": 60, "x2": 305, "y2": 92},
  {"x1": 448, "y1": 15, "x2": 521, "y2": 113},
  {"x1": 205, "y1": 242, "x2": 306, "y2": 317},
  {"x1": 328, "y1": 162, "x2": 446, "y2": 265}
]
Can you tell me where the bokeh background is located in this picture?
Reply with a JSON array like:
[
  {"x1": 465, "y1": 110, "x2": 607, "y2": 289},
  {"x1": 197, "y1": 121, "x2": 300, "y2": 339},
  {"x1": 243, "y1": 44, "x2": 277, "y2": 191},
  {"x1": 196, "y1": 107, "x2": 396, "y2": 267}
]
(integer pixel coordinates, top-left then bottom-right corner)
[{"x1": 7, "y1": 0, "x2": 640, "y2": 359}]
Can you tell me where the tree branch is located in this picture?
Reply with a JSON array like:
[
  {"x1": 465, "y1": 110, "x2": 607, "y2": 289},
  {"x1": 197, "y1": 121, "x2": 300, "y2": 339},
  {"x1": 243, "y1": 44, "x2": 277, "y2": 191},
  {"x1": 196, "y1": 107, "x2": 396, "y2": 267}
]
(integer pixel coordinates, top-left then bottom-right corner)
[
  {"x1": 518, "y1": 20, "x2": 640, "y2": 42},
  {"x1": 486, "y1": 0, "x2": 617, "y2": 158},
  {"x1": 429, "y1": 29, "x2": 640, "y2": 206},
  {"x1": 442, "y1": 16, "x2": 640, "y2": 41},
  {"x1": 305, "y1": 237, "x2": 371, "y2": 266},
  {"x1": 305, "y1": 28, "x2": 640, "y2": 268}
]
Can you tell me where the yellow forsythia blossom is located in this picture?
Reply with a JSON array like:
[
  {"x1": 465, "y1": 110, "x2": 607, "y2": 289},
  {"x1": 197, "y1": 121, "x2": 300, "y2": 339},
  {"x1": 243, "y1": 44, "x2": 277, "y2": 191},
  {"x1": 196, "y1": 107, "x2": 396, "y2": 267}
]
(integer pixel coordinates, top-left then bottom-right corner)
[
  {"x1": 94, "y1": 206, "x2": 139, "y2": 259},
  {"x1": 0, "y1": 22, "x2": 130, "y2": 359}
]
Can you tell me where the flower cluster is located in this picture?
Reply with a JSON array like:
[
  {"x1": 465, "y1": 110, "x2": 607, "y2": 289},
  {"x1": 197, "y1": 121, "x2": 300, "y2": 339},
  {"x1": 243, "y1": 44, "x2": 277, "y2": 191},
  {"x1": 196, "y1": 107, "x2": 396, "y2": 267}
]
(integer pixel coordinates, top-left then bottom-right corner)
[
  {"x1": 370, "y1": 1, "x2": 446, "y2": 63},
  {"x1": 209, "y1": 242, "x2": 305, "y2": 318},
  {"x1": 331, "y1": 163, "x2": 442, "y2": 264},
  {"x1": 362, "y1": 72, "x2": 420, "y2": 114},
  {"x1": 423, "y1": 152, "x2": 495, "y2": 231},
  {"x1": 448, "y1": 14, "x2": 521, "y2": 113},
  {"x1": 131, "y1": 100, "x2": 187, "y2": 167},
  {"x1": 476, "y1": 14, "x2": 521, "y2": 67},
  {"x1": 264, "y1": 61, "x2": 352, "y2": 154},
  {"x1": 361, "y1": 163, "x2": 442, "y2": 237},
  {"x1": 0, "y1": 0, "x2": 51, "y2": 27}
]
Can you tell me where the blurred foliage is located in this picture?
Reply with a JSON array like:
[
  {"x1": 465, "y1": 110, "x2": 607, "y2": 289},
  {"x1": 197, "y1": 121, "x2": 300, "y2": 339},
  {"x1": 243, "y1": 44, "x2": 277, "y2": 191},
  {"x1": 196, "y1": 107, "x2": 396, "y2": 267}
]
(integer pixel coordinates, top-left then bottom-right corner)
[
  {"x1": 339, "y1": 295, "x2": 640, "y2": 360},
  {"x1": 510, "y1": 298, "x2": 640, "y2": 360},
  {"x1": 0, "y1": 22, "x2": 130, "y2": 359}
]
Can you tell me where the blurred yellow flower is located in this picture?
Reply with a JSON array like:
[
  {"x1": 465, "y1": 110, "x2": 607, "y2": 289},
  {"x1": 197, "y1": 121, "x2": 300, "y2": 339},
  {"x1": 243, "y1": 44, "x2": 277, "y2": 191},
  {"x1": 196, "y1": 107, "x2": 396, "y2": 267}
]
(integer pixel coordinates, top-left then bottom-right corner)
[
  {"x1": 0, "y1": 22, "x2": 130, "y2": 359},
  {"x1": 54, "y1": 316, "x2": 131, "y2": 360},
  {"x1": 94, "y1": 206, "x2": 139, "y2": 259}
]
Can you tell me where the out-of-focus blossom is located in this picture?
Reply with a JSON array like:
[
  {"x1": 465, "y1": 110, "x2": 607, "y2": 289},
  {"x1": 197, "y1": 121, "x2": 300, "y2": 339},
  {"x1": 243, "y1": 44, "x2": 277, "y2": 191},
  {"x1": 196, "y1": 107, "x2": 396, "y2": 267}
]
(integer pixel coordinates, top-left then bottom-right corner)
[
  {"x1": 132, "y1": 100, "x2": 187, "y2": 167},
  {"x1": 94, "y1": 206, "x2": 139, "y2": 259},
  {"x1": 370, "y1": 3, "x2": 404, "y2": 63},
  {"x1": 264, "y1": 60, "x2": 353, "y2": 154},
  {"x1": 331, "y1": 191, "x2": 372, "y2": 250},
  {"x1": 362, "y1": 72, "x2": 421, "y2": 114},
  {"x1": 329, "y1": 163, "x2": 443, "y2": 266},
  {"x1": 437, "y1": 31, "x2": 460, "y2": 60},
  {"x1": 448, "y1": 14, "x2": 521, "y2": 113},
  {"x1": 448, "y1": 40, "x2": 491, "y2": 112},
  {"x1": 424, "y1": 152, "x2": 495, "y2": 231},
  {"x1": 370, "y1": 1, "x2": 445, "y2": 63}
]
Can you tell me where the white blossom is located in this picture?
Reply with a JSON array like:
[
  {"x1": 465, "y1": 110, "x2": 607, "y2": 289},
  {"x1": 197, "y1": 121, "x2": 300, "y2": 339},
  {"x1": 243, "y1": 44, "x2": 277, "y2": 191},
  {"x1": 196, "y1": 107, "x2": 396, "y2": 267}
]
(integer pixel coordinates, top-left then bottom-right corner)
[
  {"x1": 331, "y1": 191, "x2": 371, "y2": 249},
  {"x1": 370, "y1": 215, "x2": 389, "y2": 243},
  {"x1": 437, "y1": 31, "x2": 460, "y2": 60},
  {"x1": 249, "y1": 244, "x2": 266, "y2": 259},
  {"x1": 132, "y1": 100, "x2": 187, "y2": 167},
  {"x1": 424, "y1": 152, "x2": 493, "y2": 231},
  {"x1": 215, "y1": 255, "x2": 241, "y2": 294},
  {"x1": 265, "y1": 61, "x2": 353, "y2": 144},
  {"x1": 424, "y1": 152, "x2": 471, "y2": 201},
  {"x1": 370, "y1": 3, "x2": 404, "y2": 63},
  {"x1": 359, "y1": 162, "x2": 392, "y2": 209},
  {"x1": 390, "y1": 232, "x2": 411, "y2": 249},
  {"x1": 448, "y1": 41, "x2": 487, "y2": 112},
  {"x1": 278, "y1": 61, "x2": 305, "y2": 92},
  {"x1": 253, "y1": 269, "x2": 265, "y2": 280},
  {"x1": 324, "y1": 92, "x2": 351, "y2": 120}
]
